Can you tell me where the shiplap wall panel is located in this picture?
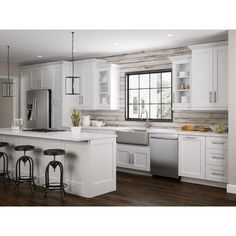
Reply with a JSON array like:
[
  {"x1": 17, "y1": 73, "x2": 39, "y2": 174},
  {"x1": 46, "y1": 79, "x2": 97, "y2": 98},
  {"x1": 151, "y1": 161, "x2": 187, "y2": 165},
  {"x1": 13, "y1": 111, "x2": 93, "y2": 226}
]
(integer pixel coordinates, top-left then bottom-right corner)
[{"x1": 80, "y1": 46, "x2": 228, "y2": 127}]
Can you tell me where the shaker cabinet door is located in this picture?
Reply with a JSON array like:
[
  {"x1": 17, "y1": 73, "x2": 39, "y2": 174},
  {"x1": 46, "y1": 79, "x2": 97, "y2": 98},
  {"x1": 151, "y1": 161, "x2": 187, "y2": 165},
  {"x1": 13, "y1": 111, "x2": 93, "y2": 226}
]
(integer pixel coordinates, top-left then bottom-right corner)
[
  {"x1": 178, "y1": 135, "x2": 206, "y2": 179},
  {"x1": 191, "y1": 48, "x2": 213, "y2": 108}
]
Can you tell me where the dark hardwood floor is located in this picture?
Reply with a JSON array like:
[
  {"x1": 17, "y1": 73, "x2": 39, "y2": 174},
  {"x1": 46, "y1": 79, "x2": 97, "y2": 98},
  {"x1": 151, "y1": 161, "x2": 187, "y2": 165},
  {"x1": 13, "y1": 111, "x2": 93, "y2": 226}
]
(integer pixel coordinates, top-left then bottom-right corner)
[{"x1": 1, "y1": 172, "x2": 236, "y2": 206}]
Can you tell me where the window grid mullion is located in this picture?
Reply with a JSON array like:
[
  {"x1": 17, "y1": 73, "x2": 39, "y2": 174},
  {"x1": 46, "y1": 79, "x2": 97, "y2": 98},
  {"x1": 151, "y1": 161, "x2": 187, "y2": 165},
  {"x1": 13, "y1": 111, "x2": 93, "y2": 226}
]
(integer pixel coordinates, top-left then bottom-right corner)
[{"x1": 126, "y1": 70, "x2": 172, "y2": 122}]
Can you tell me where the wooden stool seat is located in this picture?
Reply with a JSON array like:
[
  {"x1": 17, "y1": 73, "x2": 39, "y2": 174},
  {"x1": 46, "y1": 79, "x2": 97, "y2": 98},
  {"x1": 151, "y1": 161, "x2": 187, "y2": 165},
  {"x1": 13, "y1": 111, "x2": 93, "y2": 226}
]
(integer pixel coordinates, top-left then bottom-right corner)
[
  {"x1": 44, "y1": 149, "x2": 65, "y2": 156},
  {"x1": 0, "y1": 142, "x2": 9, "y2": 148},
  {"x1": 15, "y1": 145, "x2": 35, "y2": 152}
]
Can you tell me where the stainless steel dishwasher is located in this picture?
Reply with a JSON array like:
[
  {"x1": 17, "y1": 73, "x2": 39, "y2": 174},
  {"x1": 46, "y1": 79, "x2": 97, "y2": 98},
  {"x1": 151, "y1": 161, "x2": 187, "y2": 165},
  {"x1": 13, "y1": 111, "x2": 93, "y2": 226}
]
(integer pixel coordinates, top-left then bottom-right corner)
[{"x1": 150, "y1": 133, "x2": 179, "y2": 179}]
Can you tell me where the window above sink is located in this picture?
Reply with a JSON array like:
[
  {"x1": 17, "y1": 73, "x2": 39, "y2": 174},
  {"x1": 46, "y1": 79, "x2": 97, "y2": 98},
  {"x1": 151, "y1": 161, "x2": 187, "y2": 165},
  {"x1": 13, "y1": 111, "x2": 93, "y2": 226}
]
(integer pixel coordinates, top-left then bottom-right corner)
[{"x1": 125, "y1": 69, "x2": 173, "y2": 122}]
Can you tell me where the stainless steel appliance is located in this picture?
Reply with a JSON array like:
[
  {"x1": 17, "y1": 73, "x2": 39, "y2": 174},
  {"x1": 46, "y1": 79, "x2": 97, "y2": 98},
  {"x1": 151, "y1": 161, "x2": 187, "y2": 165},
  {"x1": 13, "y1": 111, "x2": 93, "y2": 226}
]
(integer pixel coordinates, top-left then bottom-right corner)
[
  {"x1": 26, "y1": 90, "x2": 51, "y2": 129},
  {"x1": 150, "y1": 133, "x2": 179, "y2": 179}
]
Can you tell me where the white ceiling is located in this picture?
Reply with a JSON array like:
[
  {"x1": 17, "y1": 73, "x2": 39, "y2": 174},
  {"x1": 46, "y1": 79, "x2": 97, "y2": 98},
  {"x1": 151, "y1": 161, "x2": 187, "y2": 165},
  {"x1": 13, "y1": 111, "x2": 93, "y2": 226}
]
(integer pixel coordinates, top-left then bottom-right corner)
[{"x1": 0, "y1": 30, "x2": 228, "y2": 65}]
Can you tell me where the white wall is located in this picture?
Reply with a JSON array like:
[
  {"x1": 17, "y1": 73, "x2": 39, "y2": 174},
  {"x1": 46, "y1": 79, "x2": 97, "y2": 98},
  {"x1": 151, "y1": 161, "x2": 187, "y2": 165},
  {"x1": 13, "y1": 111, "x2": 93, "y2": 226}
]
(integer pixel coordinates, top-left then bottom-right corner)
[{"x1": 227, "y1": 30, "x2": 236, "y2": 193}]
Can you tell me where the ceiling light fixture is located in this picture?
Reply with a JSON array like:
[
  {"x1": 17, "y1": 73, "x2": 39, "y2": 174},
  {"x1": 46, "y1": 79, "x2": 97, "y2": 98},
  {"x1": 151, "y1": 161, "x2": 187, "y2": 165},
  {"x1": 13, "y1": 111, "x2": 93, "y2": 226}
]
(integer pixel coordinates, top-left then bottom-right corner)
[
  {"x1": 2, "y1": 46, "x2": 14, "y2": 97},
  {"x1": 113, "y1": 42, "x2": 119, "y2": 46},
  {"x1": 37, "y1": 55, "x2": 43, "y2": 58},
  {"x1": 65, "y1": 32, "x2": 80, "y2": 95},
  {"x1": 167, "y1": 34, "x2": 174, "y2": 37}
]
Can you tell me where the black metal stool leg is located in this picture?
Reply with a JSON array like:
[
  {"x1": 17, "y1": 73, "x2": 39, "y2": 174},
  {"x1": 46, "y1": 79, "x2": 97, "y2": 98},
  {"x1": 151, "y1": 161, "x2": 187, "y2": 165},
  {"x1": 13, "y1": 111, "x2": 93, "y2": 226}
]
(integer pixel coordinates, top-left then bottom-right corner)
[{"x1": 14, "y1": 154, "x2": 36, "y2": 192}]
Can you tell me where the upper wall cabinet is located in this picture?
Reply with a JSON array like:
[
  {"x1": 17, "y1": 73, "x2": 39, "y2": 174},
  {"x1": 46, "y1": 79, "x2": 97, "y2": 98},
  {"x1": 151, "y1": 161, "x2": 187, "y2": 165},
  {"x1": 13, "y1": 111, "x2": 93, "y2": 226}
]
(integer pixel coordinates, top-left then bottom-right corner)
[
  {"x1": 169, "y1": 55, "x2": 191, "y2": 110},
  {"x1": 189, "y1": 42, "x2": 228, "y2": 110},
  {"x1": 20, "y1": 62, "x2": 65, "y2": 128},
  {"x1": 62, "y1": 59, "x2": 119, "y2": 127},
  {"x1": 95, "y1": 63, "x2": 119, "y2": 109}
]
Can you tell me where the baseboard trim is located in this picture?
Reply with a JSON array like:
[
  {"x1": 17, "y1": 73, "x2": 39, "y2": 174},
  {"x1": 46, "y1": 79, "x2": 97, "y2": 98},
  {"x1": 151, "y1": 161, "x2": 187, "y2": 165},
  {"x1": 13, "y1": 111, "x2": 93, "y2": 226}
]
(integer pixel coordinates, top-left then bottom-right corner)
[
  {"x1": 227, "y1": 184, "x2": 236, "y2": 194},
  {"x1": 117, "y1": 167, "x2": 151, "y2": 176},
  {"x1": 181, "y1": 177, "x2": 227, "y2": 189}
]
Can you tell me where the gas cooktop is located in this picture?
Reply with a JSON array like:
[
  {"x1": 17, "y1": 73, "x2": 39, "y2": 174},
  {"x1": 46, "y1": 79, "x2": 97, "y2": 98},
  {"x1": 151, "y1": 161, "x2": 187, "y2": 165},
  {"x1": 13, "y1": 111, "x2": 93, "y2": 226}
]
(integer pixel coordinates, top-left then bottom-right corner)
[{"x1": 22, "y1": 128, "x2": 67, "y2": 133}]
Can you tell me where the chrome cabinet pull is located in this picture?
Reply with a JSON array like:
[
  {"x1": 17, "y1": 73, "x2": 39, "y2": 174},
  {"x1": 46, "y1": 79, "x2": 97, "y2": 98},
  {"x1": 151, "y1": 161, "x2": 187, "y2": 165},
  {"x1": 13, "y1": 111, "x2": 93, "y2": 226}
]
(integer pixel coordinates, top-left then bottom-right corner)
[
  {"x1": 131, "y1": 154, "x2": 134, "y2": 164},
  {"x1": 211, "y1": 172, "x2": 225, "y2": 176},
  {"x1": 129, "y1": 154, "x2": 131, "y2": 164},
  {"x1": 214, "y1": 91, "x2": 217, "y2": 103},
  {"x1": 184, "y1": 136, "x2": 197, "y2": 140},
  {"x1": 209, "y1": 91, "x2": 212, "y2": 103},
  {"x1": 212, "y1": 142, "x2": 225, "y2": 145},
  {"x1": 211, "y1": 156, "x2": 225, "y2": 160}
]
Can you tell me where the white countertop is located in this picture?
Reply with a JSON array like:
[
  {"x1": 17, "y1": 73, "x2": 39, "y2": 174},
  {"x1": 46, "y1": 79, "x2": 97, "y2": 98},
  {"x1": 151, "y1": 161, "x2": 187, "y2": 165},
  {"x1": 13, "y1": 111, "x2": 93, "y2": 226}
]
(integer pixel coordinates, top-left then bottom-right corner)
[
  {"x1": 0, "y1": 128, "x2": 117, "y2": 142},
  {"x1": 81, "y1": 126, "x2": 228, "y2": 137}
]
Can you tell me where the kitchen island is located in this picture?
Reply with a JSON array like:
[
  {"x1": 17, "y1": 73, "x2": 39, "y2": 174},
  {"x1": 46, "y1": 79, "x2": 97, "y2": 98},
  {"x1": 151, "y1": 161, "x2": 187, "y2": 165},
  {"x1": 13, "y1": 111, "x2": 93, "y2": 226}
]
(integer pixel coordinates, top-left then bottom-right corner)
[{"x1": 0, "y1": 129, "x2": 116, "y2": 198}]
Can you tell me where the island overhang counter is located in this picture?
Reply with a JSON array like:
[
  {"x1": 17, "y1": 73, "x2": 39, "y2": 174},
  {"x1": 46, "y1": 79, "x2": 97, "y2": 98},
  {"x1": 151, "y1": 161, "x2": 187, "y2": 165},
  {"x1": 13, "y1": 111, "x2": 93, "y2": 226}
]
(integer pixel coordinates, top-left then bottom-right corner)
[{"x1": 0, "y1": 129, "x2": 117, "y2": 198}]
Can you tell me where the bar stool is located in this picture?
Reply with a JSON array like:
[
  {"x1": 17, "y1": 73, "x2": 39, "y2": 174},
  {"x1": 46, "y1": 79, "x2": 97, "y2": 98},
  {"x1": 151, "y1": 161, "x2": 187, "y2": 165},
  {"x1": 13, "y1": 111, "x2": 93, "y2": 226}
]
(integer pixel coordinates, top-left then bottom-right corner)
[
  {"x1": 0, "y1": 142, "x2": 10, "y2": 184},
  {"x1": 43, "y1": 149, "x2": 67, "y2": 200},
  {"x1": 14, "y1": 145, "x2": 36, "y2": 191}
]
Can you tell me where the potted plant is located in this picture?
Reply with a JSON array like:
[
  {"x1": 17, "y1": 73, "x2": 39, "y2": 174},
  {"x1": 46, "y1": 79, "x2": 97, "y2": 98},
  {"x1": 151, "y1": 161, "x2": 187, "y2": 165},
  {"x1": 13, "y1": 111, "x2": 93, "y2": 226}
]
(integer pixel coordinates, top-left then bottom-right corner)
[{"x1": 71, "y1": 108, "x2": 81, "y2": 135}]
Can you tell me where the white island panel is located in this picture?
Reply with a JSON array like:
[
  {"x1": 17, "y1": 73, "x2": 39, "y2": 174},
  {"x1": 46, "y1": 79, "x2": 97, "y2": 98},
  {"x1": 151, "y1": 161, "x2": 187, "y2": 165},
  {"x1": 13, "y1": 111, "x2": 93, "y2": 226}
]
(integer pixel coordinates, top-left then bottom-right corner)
[{"x1": 0, "y1": 129, "x2": 117, "y2": 198}]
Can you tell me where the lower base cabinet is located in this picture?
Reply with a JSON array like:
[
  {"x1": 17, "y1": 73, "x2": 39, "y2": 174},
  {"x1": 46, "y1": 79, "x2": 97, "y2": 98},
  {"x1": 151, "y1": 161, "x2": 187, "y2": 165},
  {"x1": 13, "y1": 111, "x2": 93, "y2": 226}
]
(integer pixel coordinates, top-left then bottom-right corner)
[
  {"x1": 178, "y1": 135, "x2": 228, "y2": 183},
  {"x1": 178, "y1": 135, "x2": 206, "y2": 179},
  {"x1": 117, "y1": 144, "x2": 150, "y2": 171}
]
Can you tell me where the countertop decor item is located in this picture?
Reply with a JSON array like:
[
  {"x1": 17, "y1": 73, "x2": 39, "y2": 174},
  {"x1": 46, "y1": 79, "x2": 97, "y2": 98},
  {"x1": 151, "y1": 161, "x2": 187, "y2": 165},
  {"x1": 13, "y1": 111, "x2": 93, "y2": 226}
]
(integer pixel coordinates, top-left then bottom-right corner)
[
  {"x1": 65, "y1": 32, "x2": 80, "y2": 95},
  {"x1": 82, "y1": 115, "x2": 91, "y2": 127},
  {"x1": 210, "y1": 124, "x2": 228, "y2": 133},
  {"x1": 71, "y1": 108, "x2": 81, "y2": 135}
]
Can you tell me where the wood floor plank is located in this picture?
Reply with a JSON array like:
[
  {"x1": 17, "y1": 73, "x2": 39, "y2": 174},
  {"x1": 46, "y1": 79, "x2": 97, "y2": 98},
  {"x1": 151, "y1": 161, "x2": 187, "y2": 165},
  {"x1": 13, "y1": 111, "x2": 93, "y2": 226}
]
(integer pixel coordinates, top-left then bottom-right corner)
[{"x1": 1, "y1": 172, "x2": 236, "y2": 206}]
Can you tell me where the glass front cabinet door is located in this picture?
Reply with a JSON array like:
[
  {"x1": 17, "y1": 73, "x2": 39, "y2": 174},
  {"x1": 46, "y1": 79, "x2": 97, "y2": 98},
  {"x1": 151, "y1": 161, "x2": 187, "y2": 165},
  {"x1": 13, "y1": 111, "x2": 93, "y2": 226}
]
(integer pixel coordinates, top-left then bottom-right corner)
[{"x1": 95, "y1": 64, "x2": 119, "y2": 109}]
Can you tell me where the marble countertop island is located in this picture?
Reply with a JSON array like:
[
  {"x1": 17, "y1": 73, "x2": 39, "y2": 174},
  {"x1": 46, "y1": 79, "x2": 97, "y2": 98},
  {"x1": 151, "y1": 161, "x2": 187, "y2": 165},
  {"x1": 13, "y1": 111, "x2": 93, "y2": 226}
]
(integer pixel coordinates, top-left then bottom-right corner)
[{"x1": 0, "y1": 128, "x2": 117, "y2": 198}]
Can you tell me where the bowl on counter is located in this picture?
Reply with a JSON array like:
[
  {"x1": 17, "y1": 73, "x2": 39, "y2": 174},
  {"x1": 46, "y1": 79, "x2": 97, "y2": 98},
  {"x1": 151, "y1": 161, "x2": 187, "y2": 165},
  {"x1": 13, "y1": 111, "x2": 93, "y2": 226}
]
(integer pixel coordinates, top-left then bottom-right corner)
[
  {"x1": 91, "y1": 120, "x2": 105, "y2": 127},
  {"x1": 210, "y1": 124, "x2": 228, "y2": 133}
]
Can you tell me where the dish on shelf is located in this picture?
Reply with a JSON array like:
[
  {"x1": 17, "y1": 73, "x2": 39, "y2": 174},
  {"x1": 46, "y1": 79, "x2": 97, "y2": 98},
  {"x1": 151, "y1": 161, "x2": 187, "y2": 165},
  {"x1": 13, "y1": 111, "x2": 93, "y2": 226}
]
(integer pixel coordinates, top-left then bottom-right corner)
[
  {"x1": 178, "y1": 71, "x2": 189, "y2": 77},
  {"x1": 210, "y1": 124, "x2": 228, "y2": 133}
]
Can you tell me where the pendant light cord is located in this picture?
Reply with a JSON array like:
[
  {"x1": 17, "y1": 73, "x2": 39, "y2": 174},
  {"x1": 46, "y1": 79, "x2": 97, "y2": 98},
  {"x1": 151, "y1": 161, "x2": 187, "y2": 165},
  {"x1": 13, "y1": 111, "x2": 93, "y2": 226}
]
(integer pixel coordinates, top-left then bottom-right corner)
[
  {"x1": 72, "y1": 32, "x2": 74, "y2": 77},
  {"x1": 7, "y1": 45, "x2": 10, "y2": 81}
]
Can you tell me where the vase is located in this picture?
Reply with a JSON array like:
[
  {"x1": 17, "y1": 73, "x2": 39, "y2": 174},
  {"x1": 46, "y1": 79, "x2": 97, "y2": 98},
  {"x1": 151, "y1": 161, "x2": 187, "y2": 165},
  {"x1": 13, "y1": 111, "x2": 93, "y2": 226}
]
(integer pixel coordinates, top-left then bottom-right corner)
[
  {"x1": 82, "y1": 115, "x2": 90, "y2": 127},
  {"x1": 71, "y1": 126, "x2": 81, "y2": 135}
]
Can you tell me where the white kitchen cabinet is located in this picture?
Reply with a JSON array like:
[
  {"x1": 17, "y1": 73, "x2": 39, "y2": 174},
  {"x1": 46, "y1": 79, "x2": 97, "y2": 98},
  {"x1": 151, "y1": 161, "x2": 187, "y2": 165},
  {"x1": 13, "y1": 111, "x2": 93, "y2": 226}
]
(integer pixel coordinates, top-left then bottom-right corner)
[
  {"x1": 94, "y1": 64, "x2": 120, "y2": 110},
  {"x1": 169, "y1": 55, "x2": 191, "y2": 110},
  {"x1": 189, "y1": 42, "x2": 228, "y2": 110},
  {"x1": 178, "y1": 135, "x2": 206, "y2": 179},
  {"x1": 20, "y1": 62, "x2": 64, "y2": 128},
  {"x1": 213, "y1": 46, "x2": 228, "y2": 108},
  {"x1": 31, "y1": 67, "x2": 52, "y2": 90},
  {"x1": 191, "y1": 48, "x2": 213, "y2": 108},
  {"x1": 117, "y1": 144, "x2": 132, "y2": 169},
  {"x1": 117, "y1": 144, "x2": 150, "y2": 171},
  {"x1": 206, "y1": 136, "x2": 228, "y2": 183},
  {"x1": 20, "y1": 69, "x2": 31, "y2": 123},
  {"x1": 62, "y1": 59, "x2": 119, "y2": 127}
]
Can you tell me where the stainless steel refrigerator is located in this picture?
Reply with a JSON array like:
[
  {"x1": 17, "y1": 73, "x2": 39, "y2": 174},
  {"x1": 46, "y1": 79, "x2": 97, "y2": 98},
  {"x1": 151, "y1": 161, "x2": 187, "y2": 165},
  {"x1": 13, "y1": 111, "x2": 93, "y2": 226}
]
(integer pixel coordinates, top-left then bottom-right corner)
[{"x1": 26, "y1": 90, "x2": 51, "y2": 129}]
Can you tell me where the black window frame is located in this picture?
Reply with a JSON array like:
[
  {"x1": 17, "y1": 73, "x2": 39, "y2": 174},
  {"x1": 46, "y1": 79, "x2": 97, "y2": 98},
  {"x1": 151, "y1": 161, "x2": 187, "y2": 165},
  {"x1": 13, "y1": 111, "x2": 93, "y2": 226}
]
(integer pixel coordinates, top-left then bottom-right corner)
[{"x1": 125, "y1": 69, "x2": 173, "y2": 122}]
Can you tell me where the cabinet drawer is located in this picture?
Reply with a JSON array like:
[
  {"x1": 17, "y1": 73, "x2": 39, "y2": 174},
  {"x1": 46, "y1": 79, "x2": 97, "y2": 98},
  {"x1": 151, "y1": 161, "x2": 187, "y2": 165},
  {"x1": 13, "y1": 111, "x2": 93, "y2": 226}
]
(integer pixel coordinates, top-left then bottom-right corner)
[
  {"x1": 206, "y1": 164, "x2": 228, "y2": 183},
  {"x1": 206, "y1": 149, "x2": 228, "y2": 166},
  {"x1": 206, "y1": 137, "x2": 228, "y2": 150}
]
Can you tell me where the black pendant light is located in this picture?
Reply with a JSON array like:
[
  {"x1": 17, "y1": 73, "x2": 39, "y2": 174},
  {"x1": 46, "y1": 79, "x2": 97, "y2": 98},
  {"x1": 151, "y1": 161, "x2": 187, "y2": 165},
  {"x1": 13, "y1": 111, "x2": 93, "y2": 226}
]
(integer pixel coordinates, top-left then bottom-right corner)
[
  {"x1": 65, "y1": 32, "x2": 80, "y2": 95},
  {"x1": 2, "y1": 46, "x2": 14, "y2": 97}
]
